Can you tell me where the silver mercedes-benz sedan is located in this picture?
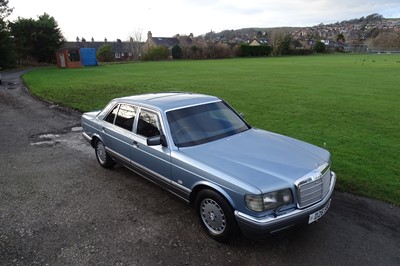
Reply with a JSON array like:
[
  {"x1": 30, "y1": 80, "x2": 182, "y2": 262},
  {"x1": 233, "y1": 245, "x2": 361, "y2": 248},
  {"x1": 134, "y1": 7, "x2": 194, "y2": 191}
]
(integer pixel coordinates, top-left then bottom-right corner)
[{"x1": 81, "y1": 92, "x2": 336, "y2": 242}]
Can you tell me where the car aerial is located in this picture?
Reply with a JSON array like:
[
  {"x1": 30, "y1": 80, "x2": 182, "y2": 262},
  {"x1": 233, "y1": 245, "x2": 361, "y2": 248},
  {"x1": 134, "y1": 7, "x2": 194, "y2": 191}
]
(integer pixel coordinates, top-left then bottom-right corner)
[{"x1": 81, "y1": 92, "x2": 336, "y2": 242}]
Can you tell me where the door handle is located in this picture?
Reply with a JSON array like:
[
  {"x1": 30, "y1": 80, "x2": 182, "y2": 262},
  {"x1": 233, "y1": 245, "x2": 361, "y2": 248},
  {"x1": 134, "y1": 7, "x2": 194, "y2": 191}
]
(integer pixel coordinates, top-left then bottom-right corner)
[{"x1": 133, "y1": 140, "x2": 139, "y2": 147}]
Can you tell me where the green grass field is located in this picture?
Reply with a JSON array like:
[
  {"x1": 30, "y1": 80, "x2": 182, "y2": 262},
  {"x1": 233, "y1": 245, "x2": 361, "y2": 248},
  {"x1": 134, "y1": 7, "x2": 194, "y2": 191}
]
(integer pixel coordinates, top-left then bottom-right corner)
[{"x1": 23, "y1": 54, "x2": 400, "y2": 205}]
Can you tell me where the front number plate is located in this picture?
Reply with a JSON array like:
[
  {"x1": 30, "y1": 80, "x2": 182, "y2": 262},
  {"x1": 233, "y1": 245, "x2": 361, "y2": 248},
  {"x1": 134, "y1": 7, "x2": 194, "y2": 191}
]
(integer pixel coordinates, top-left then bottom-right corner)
[{"x1": 308, "y1": 199, "x2": 331, "y2": 224}]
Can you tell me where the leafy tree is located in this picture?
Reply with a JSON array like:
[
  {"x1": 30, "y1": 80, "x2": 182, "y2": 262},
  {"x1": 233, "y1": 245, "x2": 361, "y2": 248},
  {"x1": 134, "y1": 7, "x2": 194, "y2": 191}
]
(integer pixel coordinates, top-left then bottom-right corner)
[
  {"x1": 0, "y1": 0, "x2": 13, "y2": 23},
  {"x1": 314, "y1": 40, "x2": 326, "y2": 53},
  {"x1": 97, "y1": 44, "x2": 113, "y2": 62},
  {"x1": 32, "y1": 13, "x2": 64, "y2": 62},
  {"x1": 10, "y1": 13, "x2": 64, "y2": 63},
  {"x1": 0, "y1": 29, "x2": 15, "y2": 67},
  {"x1": 281, "y1": 35, "x2": 292, "y2": 55},
  {"x1": 171, "y1": 45, "x2": 182, "y2": 59},
  {"x1": 366, "y1": 13, "x2": 383, "y2": 21},
  {"x1": 9, "y1": 18, "x2": 37, "y2": 62},
  {"x1": 0, "y1": 0, "x2": 15, "y2": 67},
  {"x1": 337, "y1": 33, "x2": 345, "y2": 43}
]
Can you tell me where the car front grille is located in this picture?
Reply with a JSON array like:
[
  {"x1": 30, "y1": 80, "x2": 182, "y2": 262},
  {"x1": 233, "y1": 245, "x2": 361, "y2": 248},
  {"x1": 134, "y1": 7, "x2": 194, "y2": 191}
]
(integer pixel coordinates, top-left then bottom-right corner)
[{"x1": 296, "y1": 164, "x2": 331, "y2": 208}]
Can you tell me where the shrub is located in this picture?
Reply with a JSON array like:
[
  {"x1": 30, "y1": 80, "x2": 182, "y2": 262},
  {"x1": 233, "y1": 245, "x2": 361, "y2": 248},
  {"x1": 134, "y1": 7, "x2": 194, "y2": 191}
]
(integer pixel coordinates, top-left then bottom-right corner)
[
  {"x1": 143, "y1": 46, "x2": 170, "y2": 61},
  {"x1": 97, "y1": 44, "x2": 113, "y2": 62},
  {"x1": 239, "y1": 45, "x2": 272, "y2": 57}
]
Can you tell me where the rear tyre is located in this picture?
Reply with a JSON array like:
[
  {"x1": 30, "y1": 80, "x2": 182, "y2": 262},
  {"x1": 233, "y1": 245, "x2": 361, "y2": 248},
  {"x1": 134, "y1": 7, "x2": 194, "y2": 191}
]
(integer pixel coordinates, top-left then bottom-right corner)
[
  {"x1": 94, "y1": 139, "x2": 116, "y2": 168},
  {"x1": 195, "y1": 189, "x2": 238, "y2": 242}
]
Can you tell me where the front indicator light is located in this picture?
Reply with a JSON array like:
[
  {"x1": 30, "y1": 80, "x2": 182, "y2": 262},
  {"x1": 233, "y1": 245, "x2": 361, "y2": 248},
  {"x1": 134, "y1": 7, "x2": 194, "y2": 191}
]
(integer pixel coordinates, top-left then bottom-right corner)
[{"x1": 245, "y1": 194, "x2": 263, "y2": 212}]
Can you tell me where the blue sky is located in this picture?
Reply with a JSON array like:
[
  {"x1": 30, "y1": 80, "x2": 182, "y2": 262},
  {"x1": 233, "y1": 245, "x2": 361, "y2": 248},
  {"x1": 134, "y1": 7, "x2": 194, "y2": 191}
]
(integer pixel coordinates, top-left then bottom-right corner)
[{"x1": 7, "y1": 0, "x2": 400, "y2": 41}]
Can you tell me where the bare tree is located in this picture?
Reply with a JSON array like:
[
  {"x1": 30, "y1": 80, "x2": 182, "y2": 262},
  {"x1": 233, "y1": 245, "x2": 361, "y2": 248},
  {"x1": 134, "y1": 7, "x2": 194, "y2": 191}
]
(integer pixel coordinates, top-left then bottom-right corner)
[
  {"x1": 128, "y1": 28, "x2": 143, "y2": 60},
  {"x1": 367, "y1": 30, "x2": 400, "y2": 51},
  {"x1": 270, "y1": 30, "x2": 292, "y2": 55}
]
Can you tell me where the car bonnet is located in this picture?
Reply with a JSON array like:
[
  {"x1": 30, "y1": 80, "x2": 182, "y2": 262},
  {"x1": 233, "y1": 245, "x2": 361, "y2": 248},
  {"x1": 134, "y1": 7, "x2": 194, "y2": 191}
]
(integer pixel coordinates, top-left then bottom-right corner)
[{"x1": 179, "y1": 128, "x2": 330, "y2": 193}]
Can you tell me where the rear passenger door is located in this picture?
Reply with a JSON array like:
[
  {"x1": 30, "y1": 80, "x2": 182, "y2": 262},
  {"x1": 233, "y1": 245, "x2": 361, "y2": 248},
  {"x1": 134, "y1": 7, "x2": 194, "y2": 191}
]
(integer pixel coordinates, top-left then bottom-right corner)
[
  {"x1": 101, "y1": 103, "x2": 137, "y2": 165},
  {"x1": 130, "y1": 108, "x2": 172, "y2": 186}
]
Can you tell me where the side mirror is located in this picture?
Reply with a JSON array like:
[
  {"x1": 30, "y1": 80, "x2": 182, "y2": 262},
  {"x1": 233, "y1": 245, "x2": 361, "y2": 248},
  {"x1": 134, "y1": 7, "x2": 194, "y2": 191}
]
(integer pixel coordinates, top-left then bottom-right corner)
[{"x1": 147, "y1": 135, "x2": 167, "y2": 147}]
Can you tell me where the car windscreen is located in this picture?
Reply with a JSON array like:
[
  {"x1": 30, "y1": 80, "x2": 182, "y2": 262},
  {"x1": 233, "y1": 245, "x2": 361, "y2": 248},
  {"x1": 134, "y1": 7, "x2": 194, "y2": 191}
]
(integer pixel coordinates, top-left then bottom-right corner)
[{"x1": 167, "y1": 101, "x2": 250, "y2": 147}]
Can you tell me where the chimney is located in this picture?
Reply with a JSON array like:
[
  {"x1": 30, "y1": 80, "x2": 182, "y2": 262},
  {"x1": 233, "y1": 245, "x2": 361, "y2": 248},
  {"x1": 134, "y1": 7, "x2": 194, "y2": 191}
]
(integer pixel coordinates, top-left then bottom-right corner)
[{"x1": 147, "y1": 31, "x2": 152, "y2": 40}]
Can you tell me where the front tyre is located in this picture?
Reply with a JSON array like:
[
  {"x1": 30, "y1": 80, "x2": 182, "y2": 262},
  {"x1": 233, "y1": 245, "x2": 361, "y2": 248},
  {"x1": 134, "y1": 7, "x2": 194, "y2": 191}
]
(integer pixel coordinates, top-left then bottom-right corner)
[
  {"x1": 195, "y1": 189, "x2": 238, "y2": 242},
  {"x1": 94, "y1": 139, "x2": 116, "y2": 168}
]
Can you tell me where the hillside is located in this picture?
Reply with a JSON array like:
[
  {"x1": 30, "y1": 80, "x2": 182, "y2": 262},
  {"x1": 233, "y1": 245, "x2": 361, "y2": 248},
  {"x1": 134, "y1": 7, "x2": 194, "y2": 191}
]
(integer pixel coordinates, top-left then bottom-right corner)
[{"x1": 206, "y1": 14, "x2": 400, "y2": 50}]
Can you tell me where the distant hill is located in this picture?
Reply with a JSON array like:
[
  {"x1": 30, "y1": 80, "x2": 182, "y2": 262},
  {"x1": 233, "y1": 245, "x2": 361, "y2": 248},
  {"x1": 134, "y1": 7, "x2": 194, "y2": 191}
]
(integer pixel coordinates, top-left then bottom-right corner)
[{"x1": 205, "y1": 13, "x2": 400, "y2": 50}]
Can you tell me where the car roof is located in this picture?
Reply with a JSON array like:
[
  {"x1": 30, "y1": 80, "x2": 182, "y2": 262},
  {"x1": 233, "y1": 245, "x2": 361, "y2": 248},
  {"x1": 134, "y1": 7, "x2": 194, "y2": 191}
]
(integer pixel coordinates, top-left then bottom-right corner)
[{"x1": 115, "y1": 92, "x2": 221, "y2": 112}]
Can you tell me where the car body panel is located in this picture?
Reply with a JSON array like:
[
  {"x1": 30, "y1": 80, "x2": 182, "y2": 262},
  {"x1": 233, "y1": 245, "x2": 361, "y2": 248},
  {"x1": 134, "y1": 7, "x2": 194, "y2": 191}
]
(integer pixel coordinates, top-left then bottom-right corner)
[
  {"x1": 180, "y1": 128, "x2": 330, "y2": 193},
  {"x1": 81, "y1": 92, "x2": 336, "y2": 239}
]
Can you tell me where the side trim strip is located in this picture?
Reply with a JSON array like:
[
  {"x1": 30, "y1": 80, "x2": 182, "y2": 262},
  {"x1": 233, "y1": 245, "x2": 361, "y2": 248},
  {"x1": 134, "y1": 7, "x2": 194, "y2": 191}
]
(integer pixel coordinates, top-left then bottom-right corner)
[{"x1": 105, "y1": 147, "x2": 192, "y2": 200}]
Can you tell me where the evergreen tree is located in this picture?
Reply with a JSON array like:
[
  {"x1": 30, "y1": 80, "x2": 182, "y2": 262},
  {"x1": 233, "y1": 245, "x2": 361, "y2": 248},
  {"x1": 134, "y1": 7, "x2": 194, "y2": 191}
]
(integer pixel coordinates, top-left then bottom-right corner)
[
  {"x1": 10, "y1": 13, "x2": 64, "y2": 63},
  {"x1": 0, "y1": 0, "x2": 15, "y2": 67},
  {"x1": 314, "y1": 41, "x2": 326, "y2": 53},
  {"x1": 171, "y1": 45, "x2": 182, "y2": 59},
  {"x1": 9, "y1": 18, "x2": 36, "y2": 62},
  {"x1": 32, "y1": 13, "x2": 64, "y2": 62}
]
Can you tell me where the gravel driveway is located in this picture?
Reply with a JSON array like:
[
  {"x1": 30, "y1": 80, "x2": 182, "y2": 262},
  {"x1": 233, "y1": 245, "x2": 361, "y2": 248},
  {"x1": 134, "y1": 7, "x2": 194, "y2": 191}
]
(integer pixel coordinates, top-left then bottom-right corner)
[{"x1": 0, "y1": 70, "x2": 399, "y2": 265}]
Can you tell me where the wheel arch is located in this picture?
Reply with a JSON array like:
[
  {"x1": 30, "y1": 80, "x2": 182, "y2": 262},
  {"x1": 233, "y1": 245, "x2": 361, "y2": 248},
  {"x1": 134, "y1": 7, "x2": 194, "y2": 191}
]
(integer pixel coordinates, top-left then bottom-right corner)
[
  {"x1": 90, "y1": 134, "x2": 103, "y2": 148},
  {"x1": 189, "y1": 182, "x2": 237, "y2": 211}
]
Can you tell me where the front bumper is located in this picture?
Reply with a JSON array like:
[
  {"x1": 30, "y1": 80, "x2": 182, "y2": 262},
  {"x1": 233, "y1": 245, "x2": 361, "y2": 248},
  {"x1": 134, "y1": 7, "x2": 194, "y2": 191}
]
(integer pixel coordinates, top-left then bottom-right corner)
[{"x1": 235, "y1": 171, "x2": 336, "y2": 239}]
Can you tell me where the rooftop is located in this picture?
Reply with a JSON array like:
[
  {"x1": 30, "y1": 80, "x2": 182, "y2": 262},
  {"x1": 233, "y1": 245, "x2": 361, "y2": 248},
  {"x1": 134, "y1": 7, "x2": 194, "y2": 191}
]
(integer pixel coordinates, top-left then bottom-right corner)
[{"x1": 116, "y1": 92, "x2": 220, "y2": 112}]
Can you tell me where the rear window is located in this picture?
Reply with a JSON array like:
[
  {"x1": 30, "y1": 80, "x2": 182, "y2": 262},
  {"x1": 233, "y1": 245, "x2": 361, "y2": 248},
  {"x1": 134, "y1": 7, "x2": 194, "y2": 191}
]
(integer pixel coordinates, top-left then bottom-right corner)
[{"x1": 104, "y1": 104, "x2": 137, "y2": 131}]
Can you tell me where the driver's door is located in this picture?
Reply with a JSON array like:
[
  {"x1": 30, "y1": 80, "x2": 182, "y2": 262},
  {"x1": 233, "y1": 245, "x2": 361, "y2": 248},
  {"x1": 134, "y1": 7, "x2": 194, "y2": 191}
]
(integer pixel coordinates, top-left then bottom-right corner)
[{"x1": 130, "y1": 108, "x2": 171, "y2": 186}]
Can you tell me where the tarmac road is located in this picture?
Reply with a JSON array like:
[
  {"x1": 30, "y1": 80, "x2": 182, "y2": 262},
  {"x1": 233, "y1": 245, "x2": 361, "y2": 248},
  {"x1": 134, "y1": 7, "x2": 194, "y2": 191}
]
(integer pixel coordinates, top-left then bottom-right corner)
[{"x1": 0, "y1": 70, "x2": 399, "y2": 265}]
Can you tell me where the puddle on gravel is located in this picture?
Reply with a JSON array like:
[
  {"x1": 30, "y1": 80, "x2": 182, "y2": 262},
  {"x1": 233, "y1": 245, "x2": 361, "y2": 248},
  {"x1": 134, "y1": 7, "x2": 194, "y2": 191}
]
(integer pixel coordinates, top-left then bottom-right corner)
[
  {"x1": 6, "y1": 82, "x2": 18, "y2": 89},
  {"x1": 39, "y1": 134, "x2": 61, "y2": 140},
  {"x1": 71, "y1": 126, "x2": 82, "y2": 132},
  {"x1": 30, "y1": 134, "x2": 61, "y2": 146},
  {"x1": 29, "y1": 127, "x2": 92, "y2": 155}
]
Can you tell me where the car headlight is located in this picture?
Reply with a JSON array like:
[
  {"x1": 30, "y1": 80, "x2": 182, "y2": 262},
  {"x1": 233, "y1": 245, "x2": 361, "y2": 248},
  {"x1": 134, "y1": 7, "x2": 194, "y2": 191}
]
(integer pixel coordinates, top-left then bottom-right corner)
[{"x1": 245, "y1": 189, "x2": 293, "y2": 212}]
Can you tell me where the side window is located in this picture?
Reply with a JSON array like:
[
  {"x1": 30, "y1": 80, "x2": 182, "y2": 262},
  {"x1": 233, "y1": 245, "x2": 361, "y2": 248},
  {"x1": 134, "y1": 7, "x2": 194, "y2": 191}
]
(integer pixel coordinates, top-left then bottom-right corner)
[
  {"x1": 137, "y1": 110, "x2": 161, "y2": 138},
  {"x1": 114, "y1": 104, "x2": 137, "y2": 131},
  {"x1": 105, "y1": 104, "x2": 119, "y2": 124}
]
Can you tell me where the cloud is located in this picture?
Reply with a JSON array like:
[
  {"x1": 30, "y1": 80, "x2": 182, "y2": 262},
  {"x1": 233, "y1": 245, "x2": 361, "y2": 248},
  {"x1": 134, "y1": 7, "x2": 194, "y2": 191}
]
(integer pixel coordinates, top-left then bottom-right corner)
[{"x1": 7, "y1": 0, "x2": 400, "y2": 40}]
